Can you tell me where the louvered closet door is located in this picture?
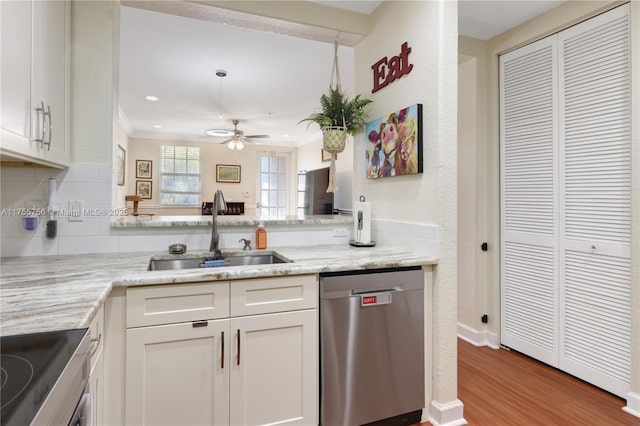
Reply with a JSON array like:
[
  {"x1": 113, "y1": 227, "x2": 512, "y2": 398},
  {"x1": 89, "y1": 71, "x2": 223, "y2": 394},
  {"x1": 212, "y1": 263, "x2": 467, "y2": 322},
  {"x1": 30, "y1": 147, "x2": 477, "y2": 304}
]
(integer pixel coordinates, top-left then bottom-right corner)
[
  {"x1": 500, "y1": 37, "x2": 559, "y2": 366},
  {"x1": 558, "y1": 4, "x2": 631, "y2": 398}
]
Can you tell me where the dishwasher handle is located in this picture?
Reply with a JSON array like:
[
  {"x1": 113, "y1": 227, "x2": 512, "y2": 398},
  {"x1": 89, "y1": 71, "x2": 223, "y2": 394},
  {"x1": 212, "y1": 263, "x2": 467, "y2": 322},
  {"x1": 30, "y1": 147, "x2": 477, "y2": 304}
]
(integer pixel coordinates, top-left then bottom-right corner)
[{"x1": 351, "y1": 287, "x2": 401, "y2": 295}]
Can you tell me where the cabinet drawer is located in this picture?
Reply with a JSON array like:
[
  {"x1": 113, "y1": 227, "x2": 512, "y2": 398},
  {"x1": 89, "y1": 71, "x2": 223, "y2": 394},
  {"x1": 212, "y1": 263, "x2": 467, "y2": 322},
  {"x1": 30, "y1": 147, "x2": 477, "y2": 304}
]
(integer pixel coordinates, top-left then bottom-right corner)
[
  {"x1": 127, "y1": 282, "x2": 230, "y2": 328},
  {"x1": 230, "y1": 275, "x2": 317, "y2": 316}
]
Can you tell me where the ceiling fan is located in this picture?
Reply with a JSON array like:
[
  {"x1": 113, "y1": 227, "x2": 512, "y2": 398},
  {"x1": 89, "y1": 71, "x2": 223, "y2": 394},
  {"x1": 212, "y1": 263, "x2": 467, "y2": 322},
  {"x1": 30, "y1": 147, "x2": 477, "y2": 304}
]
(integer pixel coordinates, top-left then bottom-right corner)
[{"x1": 205, "y1": 119, "x2": 269, "y2": 151}]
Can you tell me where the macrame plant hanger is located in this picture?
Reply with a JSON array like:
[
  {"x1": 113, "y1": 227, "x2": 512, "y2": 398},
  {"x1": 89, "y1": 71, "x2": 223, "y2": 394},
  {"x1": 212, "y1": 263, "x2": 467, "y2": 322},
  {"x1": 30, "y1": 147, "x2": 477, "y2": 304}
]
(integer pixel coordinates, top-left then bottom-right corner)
[{"x1": 323, "y1": 39, "x2": 346, "y2": 193}]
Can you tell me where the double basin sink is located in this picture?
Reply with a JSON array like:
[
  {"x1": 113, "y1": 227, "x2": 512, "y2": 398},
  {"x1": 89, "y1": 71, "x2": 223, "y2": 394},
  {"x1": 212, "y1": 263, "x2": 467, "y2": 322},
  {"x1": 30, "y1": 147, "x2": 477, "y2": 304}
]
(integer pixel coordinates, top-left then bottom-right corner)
[{"x1": 148, "y1": 251, "x2": 291, "y2": 271}]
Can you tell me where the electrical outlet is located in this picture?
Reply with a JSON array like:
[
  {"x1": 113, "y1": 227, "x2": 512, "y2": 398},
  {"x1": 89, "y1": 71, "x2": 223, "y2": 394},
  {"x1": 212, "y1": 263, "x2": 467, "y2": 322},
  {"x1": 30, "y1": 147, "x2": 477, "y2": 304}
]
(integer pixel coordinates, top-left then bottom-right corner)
[
  {"x1": 68, "y1": 200, "x2": 84, "y2": 222},
  {"x1": 333, "y1": 228, "x2": 348, "y2": 238}
]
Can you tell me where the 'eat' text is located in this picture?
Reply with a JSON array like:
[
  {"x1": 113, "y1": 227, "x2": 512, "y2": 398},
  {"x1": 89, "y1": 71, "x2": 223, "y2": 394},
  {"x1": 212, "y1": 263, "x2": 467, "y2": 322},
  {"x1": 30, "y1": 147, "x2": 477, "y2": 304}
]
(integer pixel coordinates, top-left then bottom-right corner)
[{"x1": 371, "y1": 42, "x2": 413, "y2": 93}]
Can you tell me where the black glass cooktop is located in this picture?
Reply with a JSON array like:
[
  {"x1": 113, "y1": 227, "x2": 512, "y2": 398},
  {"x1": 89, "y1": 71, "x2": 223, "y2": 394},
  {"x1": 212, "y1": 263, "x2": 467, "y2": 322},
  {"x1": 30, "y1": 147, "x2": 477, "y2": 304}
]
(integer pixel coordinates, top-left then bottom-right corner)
[{"x1": 0, "y1": 329, "x2": 87, "y2": 426}]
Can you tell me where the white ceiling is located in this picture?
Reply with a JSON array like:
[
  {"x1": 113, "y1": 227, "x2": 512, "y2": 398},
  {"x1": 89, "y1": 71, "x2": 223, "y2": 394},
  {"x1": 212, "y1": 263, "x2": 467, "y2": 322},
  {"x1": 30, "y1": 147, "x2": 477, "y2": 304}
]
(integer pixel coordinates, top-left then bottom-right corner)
[
  {"x1": 118, "y1": 1, "x2": 566, "y2": 147},
  {"x1": 459, "y1": 0, "x2": 566, "y2": 40}
]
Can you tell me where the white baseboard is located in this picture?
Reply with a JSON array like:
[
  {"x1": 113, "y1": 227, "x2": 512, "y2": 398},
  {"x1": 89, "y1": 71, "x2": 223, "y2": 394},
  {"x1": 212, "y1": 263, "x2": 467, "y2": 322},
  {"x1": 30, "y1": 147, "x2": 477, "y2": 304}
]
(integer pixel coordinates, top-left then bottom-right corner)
[
  {"x1": 457, "y1": 322, "x2": 499, "y2": 349},
  {"x1": 623, "y1": 392, "x2": 640, "y2": 418},
  {"x1": 428, "y1": 399, "x2": 467, "y2": 426}
]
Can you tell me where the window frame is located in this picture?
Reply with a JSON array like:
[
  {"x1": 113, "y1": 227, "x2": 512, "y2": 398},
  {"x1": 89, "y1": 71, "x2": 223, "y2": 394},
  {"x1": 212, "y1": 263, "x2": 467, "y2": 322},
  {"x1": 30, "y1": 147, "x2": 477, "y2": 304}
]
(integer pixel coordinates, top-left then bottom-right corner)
[
  {"x1": 257, "y1": 151, "x2": 291, "y2": 217},
  {"x1": 159, "y1": 145, "x2": 202, "y2": 207}
]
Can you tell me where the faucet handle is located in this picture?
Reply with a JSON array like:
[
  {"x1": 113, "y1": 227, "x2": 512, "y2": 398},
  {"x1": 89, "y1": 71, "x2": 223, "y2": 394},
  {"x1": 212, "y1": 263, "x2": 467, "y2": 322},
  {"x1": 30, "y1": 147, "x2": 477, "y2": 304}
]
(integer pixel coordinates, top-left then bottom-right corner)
[{"x1": 239, "y1": 238, "x2": 252, "y2": 251}]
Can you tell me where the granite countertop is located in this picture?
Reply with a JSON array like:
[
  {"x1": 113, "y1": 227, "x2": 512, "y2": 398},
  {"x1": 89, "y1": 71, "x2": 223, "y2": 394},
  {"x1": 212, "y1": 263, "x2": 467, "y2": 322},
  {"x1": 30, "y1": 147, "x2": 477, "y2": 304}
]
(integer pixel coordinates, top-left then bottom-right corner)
[
  {"x1": 0, "y1": 245, "x2": 437, "y2": 337},
  {"x1": 111, "y1": 214, "x2": 353, "y2": 228}
]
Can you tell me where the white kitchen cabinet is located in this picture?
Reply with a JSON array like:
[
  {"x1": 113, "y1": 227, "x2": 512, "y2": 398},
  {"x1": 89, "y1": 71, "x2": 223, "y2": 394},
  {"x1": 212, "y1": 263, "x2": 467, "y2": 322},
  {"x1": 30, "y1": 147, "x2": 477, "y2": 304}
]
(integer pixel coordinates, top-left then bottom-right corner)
[
  {"x1": 126, "y1": 320, "x2": 230, "y2": 426},
  {"x1": 230, "y1": 310, "x2": 317, "y2": 426},
  {"x1": 0, "y1": 0, "x2": 69, "y2": 168},
  {"x1": 89, "y1": 305, "x2": 105, "y2": 426},
  {"x1": 124, "y1": 275, "x2": 318, "y2": 426}
]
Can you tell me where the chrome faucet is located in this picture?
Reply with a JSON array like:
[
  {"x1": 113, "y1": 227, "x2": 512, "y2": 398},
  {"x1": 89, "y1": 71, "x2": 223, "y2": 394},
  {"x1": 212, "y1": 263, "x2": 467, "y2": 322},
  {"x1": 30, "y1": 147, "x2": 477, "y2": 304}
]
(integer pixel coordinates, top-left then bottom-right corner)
[
  {"x1": 239, "y1": 238, "x2": 252, "y2": 250},
  {"x1": 210, "y1": 190, "x2": 227, "y2": 256}
]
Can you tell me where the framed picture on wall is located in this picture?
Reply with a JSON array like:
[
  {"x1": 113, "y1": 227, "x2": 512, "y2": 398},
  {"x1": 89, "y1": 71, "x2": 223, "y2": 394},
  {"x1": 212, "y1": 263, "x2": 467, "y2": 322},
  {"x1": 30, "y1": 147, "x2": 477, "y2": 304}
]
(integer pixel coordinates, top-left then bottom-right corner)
[
  {"x1": 365, "y1": 103, "x2": 423, "y2": 179},
  {"x1": 116, "y1": 145, "x2": 126, "y2": 186},
  {"x1": 136, "y1": 180, "x2": 152, "y2": 199},
  {"x1": 216, "y1": 164, "x2": 241, "y2": 183},
  {"x1": 136, "y1": 160, "x2": 152, "y2": 179}
]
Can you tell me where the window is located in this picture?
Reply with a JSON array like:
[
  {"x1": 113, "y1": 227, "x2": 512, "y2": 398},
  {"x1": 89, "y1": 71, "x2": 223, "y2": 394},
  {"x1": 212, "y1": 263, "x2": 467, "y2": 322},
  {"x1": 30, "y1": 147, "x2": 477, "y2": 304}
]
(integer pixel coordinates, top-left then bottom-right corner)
[
  {"x1": 258, "y1": 152, "x2": 289, "y2": 217},
  {"x1": 297, "y1": 171, "x2": 306, "y2": 215},
  {"x1": 160, "y1": 145, "x2": 201, "y2": 206}
]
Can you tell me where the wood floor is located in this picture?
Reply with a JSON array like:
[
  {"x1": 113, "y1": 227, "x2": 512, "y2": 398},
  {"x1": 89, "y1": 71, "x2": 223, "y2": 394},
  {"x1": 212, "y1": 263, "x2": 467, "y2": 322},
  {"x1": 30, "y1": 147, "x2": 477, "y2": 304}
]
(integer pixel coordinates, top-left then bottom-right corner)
[{"x1": 424, "y1": 339, "x2": 639, "y2": 425}]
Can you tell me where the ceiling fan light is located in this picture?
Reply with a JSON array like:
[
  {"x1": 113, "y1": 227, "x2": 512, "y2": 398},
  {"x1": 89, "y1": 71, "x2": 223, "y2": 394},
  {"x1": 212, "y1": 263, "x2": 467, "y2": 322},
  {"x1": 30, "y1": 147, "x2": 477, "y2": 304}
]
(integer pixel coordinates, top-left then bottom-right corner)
[
  {"x1": 206, "y1": 128, "x2": 234, "y2": 137},
  {"x1": 227, "y1": 141, "x2": 236, "y2": 150},
  {"x1": 235, "y1": 140, "x2": 244, "y2": 150}
]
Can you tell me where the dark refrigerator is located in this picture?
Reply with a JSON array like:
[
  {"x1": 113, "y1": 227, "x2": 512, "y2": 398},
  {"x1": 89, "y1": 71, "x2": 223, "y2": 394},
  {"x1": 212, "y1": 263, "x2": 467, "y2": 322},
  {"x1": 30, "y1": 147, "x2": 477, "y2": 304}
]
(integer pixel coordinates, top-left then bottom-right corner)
[{"x1": 303, "y1": 167, "x2": 333, "y2": 215}]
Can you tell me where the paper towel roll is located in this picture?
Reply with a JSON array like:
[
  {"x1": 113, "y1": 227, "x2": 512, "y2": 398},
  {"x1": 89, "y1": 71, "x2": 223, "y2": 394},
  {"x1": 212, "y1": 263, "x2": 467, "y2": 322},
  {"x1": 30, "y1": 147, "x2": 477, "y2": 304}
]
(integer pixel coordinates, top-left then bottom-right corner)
[
  {"x1": 48, "y1": 177, "x2": 57, "y2": 212},
  {"x1": 352, "y1": 198, "x2": 371, "y2": 244}
]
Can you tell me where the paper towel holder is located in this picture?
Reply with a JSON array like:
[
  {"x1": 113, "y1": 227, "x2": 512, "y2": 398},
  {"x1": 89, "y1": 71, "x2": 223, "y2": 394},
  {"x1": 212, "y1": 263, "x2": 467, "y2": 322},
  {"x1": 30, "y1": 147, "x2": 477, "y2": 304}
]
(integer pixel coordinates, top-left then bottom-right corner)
[{"x1": 349, "y1": 195, "x2": 376, "y2": 247}]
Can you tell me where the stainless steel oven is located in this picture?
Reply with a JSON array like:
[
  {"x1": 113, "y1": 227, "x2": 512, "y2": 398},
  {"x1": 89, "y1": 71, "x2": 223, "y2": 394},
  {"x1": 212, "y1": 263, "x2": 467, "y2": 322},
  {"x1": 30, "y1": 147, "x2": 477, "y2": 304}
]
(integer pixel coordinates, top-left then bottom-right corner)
[{"x1": 1, "y1": 328, "x2": 91, "y2": 426}]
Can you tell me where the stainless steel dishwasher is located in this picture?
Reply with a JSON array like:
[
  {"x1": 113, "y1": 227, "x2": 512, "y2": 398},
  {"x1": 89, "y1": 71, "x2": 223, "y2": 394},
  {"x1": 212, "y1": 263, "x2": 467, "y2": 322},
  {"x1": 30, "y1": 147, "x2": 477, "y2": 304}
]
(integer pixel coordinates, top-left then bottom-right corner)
[{"x1": 320, "y1": 267, "x2": 424, "y2": 426}]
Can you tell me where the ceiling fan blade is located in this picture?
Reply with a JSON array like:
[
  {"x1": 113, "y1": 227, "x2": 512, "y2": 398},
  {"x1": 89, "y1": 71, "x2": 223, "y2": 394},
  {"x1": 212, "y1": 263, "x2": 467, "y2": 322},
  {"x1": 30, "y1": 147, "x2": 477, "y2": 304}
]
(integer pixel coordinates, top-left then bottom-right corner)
[
  {"x1": 218, "y1": 138, "x2": 234, "y2": 144},
  {"x1": 244, "y1": 134, "x2": 270, "y2": 139},
  {"x1": 232, "y1": 136, "x2": 260, "y2": 145}
]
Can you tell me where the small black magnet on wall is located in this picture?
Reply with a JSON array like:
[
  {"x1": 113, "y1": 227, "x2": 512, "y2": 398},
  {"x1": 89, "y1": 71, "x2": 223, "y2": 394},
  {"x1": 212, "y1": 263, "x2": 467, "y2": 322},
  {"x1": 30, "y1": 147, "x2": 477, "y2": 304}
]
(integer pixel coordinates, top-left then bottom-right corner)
[{"x1": 481, "y1": 242, "x2": 488, "y2": 251}]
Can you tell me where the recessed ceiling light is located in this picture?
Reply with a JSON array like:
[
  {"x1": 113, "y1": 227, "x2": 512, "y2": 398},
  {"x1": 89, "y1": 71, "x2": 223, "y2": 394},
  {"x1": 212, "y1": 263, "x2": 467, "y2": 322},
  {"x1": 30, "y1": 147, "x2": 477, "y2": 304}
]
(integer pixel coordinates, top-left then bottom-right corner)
[
  {"x1": 205, "y1": 129, "x2": 234, "y2": 137},
  {"x1": 152, "y1": 124, "x2": 162, "y2": 129},
  {"x1": 145, "y1": 95, "x2": 159, "y2": 101},
  {"x1": 282, "y1": 134, "x2": 290, "y2": 138}
]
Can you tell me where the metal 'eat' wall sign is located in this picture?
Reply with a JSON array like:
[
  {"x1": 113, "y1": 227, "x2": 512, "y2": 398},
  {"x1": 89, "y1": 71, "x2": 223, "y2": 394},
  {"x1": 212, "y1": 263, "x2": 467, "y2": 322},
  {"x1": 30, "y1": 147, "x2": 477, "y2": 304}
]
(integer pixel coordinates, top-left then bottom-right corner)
[{"x1": 371, "y1": 42, "x2": 413, "y2": 93}]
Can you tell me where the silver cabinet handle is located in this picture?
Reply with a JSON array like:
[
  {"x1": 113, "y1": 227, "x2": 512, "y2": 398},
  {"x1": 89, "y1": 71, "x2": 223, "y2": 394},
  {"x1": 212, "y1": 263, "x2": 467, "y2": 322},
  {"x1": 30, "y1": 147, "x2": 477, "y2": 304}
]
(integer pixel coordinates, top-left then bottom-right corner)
[
  {"x1": 34, "y1": 102, "x2": 52, "y2": 150},
  {"x1": 34, "y1": 101, "x2": 46, "y2": 145},
  {"x1": 90, "y1": 333, "x2": 102, "y2": 357},
  {"x1": 236, "y1": 329, "x2": 241, "y2": 366},
  {"x1": 221, "y1": 331, "x2": 225, "y2": 369},
  {"x1": 44, "y1": 104, "x2": 52, "y2": 151}
]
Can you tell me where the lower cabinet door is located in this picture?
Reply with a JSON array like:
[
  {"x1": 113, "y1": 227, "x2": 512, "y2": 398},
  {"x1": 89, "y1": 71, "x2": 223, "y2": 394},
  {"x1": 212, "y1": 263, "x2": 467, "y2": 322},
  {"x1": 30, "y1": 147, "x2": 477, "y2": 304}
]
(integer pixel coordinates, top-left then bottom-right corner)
[
  {"x1": 125, "y1": 320, "x2": 229, "y2": 426},
  {"x1": 230, "y1": 310, "x2": 318, "y2": 426},
  {"x1": 89, "y1": 349, "x2": 104, "y2": 426}
]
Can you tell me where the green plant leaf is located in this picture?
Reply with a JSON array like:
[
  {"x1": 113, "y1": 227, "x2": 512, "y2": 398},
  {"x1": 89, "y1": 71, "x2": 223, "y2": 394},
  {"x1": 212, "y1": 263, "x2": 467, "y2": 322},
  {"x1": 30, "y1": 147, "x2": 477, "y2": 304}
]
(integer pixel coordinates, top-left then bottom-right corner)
[{"x1": 298, "y1": 86, "x2": 373, "y2": 135}]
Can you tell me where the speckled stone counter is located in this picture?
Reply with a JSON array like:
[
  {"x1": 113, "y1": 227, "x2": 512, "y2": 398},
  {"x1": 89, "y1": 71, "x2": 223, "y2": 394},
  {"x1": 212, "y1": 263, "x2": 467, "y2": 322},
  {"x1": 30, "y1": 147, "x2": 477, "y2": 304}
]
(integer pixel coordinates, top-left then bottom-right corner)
[
  {"x1": 111, "y1": 214, "x2": 353, "y2": 228},
  {"x1": 0, "y1": 245, "x2": 436, "y2": 337}
]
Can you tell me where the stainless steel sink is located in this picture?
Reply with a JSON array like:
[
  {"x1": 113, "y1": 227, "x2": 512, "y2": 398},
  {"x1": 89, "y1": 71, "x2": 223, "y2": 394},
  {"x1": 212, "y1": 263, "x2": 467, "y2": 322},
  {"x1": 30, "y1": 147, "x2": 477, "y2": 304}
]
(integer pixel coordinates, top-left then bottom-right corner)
[{"x1": 148, "y1": 251, "x2": 291, "y2": 271}]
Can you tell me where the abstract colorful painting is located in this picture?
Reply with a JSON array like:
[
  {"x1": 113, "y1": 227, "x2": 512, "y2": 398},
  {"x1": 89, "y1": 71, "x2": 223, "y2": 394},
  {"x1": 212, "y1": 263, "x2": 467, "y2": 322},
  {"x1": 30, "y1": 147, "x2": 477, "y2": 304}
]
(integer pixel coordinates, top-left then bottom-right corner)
[{"x1": 365, "y1": 103, "x2": 423, "y2": 179}]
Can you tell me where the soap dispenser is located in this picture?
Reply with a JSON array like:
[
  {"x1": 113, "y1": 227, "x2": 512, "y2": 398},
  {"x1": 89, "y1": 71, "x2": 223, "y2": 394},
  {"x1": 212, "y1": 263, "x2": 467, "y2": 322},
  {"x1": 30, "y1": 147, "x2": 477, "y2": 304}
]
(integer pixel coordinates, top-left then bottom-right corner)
[{"x1": 255, "y1": 222, "x2": 267, "y2": 250}]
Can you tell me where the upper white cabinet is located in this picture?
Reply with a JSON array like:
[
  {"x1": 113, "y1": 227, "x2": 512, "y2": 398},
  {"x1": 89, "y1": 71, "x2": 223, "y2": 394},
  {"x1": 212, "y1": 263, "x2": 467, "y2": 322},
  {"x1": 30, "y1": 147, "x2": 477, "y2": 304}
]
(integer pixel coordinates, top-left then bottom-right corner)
[{"x1": 1, "y1": 0, "x2": 69, "y2": 168}]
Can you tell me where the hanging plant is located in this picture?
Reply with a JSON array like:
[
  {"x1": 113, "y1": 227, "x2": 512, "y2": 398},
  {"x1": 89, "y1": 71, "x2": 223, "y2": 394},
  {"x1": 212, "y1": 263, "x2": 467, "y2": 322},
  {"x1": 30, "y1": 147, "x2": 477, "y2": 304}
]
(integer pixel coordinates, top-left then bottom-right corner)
[
  {"x1": 299, "y1": 42, "x2": 373, "y2": 193},
  {"x1": 299, "y1": 86, "x2": 373, "y2": 136}
]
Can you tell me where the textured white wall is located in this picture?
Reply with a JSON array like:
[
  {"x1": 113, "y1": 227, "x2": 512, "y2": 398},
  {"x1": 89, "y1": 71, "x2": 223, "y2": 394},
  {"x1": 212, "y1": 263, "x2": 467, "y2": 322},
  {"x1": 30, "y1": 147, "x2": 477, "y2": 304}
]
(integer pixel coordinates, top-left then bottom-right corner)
[
  {"x1": 457, "y1": 57, "x2": 478, "y2": 331},
  {"x1": 354, "y1": 0, "x2": 459, "y2": 415},
  {"x1": 70, "y1": 1, "x2": 116, "y2": 164}
]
